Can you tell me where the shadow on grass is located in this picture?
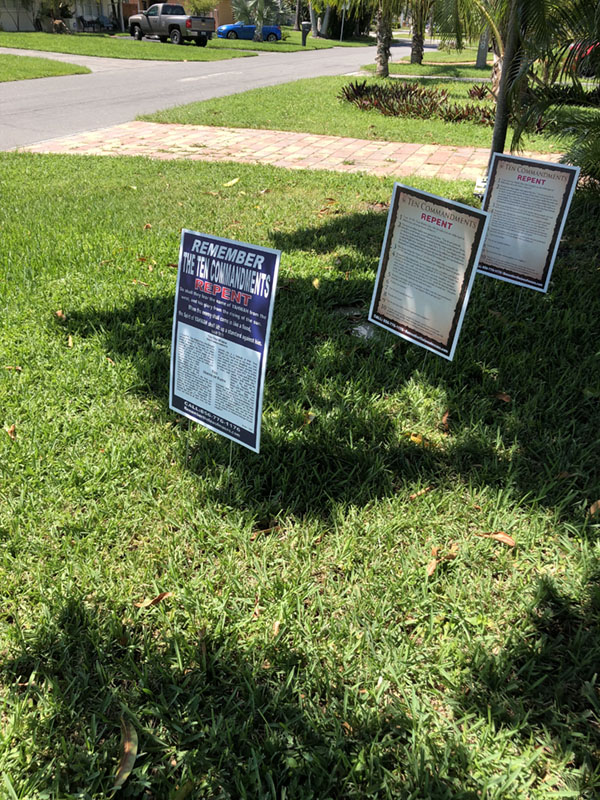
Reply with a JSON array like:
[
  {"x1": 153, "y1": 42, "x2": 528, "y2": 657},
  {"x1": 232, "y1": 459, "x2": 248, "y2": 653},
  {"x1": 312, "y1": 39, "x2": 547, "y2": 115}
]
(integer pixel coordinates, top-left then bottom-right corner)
[
  {"x1": 4, "y1": 577, "x2": 600, "y2": 796},
  {"x1": 64, "y1": 201, "x2": 600, "y2": 525},
  {"x1": 455, "y1": 573, "x2": 600, "y2": 795},
  {"x1": 1, "y1": 595, "x2": 479, "y2": 799}
]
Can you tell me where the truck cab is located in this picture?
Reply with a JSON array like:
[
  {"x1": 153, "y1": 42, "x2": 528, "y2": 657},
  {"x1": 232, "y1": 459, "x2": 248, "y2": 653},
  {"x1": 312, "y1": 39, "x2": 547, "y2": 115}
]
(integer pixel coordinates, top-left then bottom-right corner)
[{"x1": 129, "y1": 4, "x2": 215, "y2": 46}]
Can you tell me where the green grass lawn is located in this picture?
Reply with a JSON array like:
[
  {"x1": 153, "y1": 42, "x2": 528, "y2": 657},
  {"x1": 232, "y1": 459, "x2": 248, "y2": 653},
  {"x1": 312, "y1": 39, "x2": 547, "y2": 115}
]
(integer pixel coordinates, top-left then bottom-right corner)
[
  {"x1": 1, "y1": 152, "x2": 600, "y2": 798},
  {"x1": 363, "y1": 44, "x2": 493, "y2": 79},
  {"x1": 141, "y1": 75, "x2": 563, "y2": 153},
  {"x1": 0, "y1": 52, "x2": 90, "y2": 81},
  {"x1": 0, "y1": 31, "x2": 254, "y2": 61},
  {"x1": 209, "y1": 25, "x2": 372, "y2": 51},
  {"x1": 409, "y1": 46, "x2": 492, "y2": 64},
  {"x1": 0, "y1": 27, "x2": 371, "y2": 59},
  {"x1": 365, "y1": 62, "x2": 493, "y2": 79},
  {"x1": 361, "y1": 44, "x2": 493, "y2": 79}
]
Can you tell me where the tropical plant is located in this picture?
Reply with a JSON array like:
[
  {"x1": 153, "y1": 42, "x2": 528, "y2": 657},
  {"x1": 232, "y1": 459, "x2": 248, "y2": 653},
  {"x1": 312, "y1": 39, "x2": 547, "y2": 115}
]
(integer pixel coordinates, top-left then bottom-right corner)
[
  {"x1": 339, "y1": 78, "x2": 496, "y2": 123},
  {"x1": 434, "y1": 0, "x2": 569, "y2": 166},
  {"x1": 189, "y1": 0, "x2": 218, "y2": 13},
  {"x1": 510, "y1": 0, "x2": 600, "y2": 182},
  {"x1": 38, "y1": 0, "x2": 72, "y2": 19},
  {"x1": 230, "y1": 0, "x2": 282, "y2": 38}
]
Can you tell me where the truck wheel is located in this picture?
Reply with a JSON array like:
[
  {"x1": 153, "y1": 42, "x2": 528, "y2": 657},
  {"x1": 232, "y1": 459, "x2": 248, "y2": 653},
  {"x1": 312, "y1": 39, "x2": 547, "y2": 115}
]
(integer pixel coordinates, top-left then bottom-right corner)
[
  {"x1": 170, "y1": 27, "x2": 183, "y2": 44},
  {"x1": 226, "y1": 30, "x2": 237, "y2": 39},
  {"x1": 195, "y1": 36, "x2": 207, "y2": 47},
  {"x1": 266, "y1": 33, "x2": 277, "y2": 42},
  {"x1": 131, "y1": 24, "x2": 143, "y2": 40}
]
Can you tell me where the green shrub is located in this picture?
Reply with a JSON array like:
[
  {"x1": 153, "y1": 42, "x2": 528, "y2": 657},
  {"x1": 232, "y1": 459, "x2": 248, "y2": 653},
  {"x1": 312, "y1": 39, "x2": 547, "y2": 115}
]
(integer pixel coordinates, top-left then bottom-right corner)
[
  {"x1": 339, "y1": 79, "x2": 495, "y2": 126},
  {"x1": 468, "y1": 83, "x2": 490, "y2": 100}
]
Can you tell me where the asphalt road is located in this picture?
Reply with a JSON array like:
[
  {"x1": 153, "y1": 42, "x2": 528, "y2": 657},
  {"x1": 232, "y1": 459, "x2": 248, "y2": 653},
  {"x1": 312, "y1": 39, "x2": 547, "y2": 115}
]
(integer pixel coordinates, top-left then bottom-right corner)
[{"x1": 0, "y1": 40, "x2": 399, "y2": 150}]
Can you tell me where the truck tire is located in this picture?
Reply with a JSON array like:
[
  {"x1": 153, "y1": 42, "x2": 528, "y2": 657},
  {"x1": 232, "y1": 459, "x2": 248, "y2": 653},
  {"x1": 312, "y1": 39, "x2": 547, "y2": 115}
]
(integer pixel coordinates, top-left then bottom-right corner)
[
  {"x1": 170, "y1": 27, "x2": 183, "y2": 44},
  {"x1": 131, "y1": 24, "x2": 143, "y2": 40},
  {"x1": 195, "y1": 35, "x2": 208, "y2": 47}
]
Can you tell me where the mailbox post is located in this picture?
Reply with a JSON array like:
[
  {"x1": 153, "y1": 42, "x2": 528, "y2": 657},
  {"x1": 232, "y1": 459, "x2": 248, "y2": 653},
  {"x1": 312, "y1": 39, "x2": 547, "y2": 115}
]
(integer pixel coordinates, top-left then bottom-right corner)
[{"x1": 301, "y1": 21, "x2": 311, "y2": 46}]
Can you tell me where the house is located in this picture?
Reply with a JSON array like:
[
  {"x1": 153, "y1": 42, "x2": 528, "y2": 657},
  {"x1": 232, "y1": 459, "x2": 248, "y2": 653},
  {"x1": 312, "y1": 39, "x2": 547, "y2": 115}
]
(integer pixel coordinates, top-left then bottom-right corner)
[
  {"x1": 0, "y1": 0, "x2": 233, "y2": 32},
  {"x1": 129, "y1": 0, "x2": 233, "y2": 26}
]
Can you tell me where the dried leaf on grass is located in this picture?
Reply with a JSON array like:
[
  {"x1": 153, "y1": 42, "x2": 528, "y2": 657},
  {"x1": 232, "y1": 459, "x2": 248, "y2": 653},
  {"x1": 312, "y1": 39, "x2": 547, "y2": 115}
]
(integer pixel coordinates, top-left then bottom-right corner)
[
  {"x1": 143, "y1": 223, "x2": 152, "y2": 230},
  {"x1": 132, "y1": 279, "x2": 149, "y2": 287},
  {"x1": 252, "y1": 595, "x2": 262, "y2": 620},
  {"x1": 172, "y1": 781, "x2": 196, "y2": 800},
  {"x1": 223, "y1": 177, "x2": 240, "y2": 187},
  {"x1": 426, "y1": 542, "x2": 458, "y2": 576},
  {"x1": 476, "y1": 531, "x2": 516, "y2": 547},
  {"x1": 312, "y1": 278, "x2": 320, "y2": 289},
  {"x1": 3, "y1": 365, "x2": 22, "y2": 372},
  {"x1": 409, "y1": 486, "x2": 433, "y2": 501},
  {"x1": 440, "y1": 410, "x2": 450, "y2": 433},
  {"x1": 495, "y1": 392, "x2": 512, "y2": 403},
  {"x1": 111, "y1": 717, "x2": 138, "y2": 791},
  {"x1": 408, "y1": 433, "x2": 432, "y2": 447},
  {"x1": 134, "y1": 591, "x2": 173, "y2": 609},
  {"x1": 303, "y1": 412, "x2": 316, "y2": 426},
  {"x1": 55, "y1": 310, "x2": 66, "y2": 321},
  {"x1": 250, "y1": 524, "x2": 281, "y2": 542},
  {"x1": 589, "y1": 501, "x2": 600, "y2": 517},
  {"x1": 489, "y1": 309, "x2": 508, "y2": 323},
  {"x1": 272, "y1": 620, "x2": 281, "y2": 636},
  {"x1": 426, "y1": 558, "x2": 439, "y2": 577},
  {"x1": 67, "y1": 335, "x2": 73, "y2": 348},
  {"x1": 5, "y1": 424, "x2": 16, "y2": 441}
]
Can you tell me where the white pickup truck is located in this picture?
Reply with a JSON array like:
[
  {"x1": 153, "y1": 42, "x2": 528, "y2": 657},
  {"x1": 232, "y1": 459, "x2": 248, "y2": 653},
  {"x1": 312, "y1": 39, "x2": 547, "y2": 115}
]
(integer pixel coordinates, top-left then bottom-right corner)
[{"x1": 128, "y1": 3, "x2": 215, "y2": 46}]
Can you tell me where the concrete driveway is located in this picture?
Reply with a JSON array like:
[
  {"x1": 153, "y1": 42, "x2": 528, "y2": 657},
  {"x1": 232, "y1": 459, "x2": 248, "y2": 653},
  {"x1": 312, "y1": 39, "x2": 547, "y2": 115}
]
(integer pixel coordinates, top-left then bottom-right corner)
[{"x1": 0, "y1": 41, "x2": 392, "y2": 150}]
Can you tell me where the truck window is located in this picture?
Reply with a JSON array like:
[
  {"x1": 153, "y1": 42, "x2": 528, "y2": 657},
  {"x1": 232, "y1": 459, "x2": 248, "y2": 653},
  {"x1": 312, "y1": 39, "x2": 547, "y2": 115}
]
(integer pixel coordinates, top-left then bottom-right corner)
[{"x1": 147, "y1": 5, "x2": 159, "y2": 16}]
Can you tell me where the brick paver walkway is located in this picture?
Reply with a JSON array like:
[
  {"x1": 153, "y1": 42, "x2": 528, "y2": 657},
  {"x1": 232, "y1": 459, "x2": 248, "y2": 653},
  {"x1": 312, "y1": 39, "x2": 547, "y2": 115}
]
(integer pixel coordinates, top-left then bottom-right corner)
[{"x1": 20, "y1": 120, "x2": 560, "y2": 180}]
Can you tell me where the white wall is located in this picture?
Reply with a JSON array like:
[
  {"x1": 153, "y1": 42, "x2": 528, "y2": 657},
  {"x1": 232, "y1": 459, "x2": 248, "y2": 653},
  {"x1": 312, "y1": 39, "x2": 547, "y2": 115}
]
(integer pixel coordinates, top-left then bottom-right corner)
[{"x1": 0, "y1": 0, "x2": 36, "y2": 31}]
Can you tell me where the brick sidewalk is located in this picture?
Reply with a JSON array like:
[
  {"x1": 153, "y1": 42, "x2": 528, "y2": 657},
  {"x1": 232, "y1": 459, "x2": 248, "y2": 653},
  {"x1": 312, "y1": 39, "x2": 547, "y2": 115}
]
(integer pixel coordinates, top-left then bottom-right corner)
[{"x1": 20, "y1": 120, "x2": 560, "y2": 180}]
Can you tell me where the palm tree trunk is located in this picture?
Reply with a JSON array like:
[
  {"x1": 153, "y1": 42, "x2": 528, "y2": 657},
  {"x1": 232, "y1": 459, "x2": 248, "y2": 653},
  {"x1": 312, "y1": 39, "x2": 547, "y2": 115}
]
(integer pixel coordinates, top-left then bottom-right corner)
[
  {"x1": 253, "y1": 0, "x2": 265, "y2": 41},
  {"x1": 375, "y1": 1, "x2": 392, "y2": 77},
  {"x1": 489, "y1": 0, "x2": 519, "y2": 166},
  {"x1": 476, "y1": 27, "x2": 489, "y2": 69},
  {"x1": 320, "y1": 5, "x2": 332, "y2": 38},
  {"x1": 411, "y1": 31, "x2": 424, "y2": 63},
  {"x1": 309, "y1": 3, "x2": 318, "y2": 37},
  {"x1": 294, "y1": 0, "x2": 301, "y2": 31},
  {"x1": 410, "y1": 0, "x2": 429, "y2": 65}
]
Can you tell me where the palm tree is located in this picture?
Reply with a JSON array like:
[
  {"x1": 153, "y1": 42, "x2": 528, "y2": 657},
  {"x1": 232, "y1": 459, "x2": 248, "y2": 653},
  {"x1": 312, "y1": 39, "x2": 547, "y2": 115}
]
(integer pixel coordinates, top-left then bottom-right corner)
[
  {"x1": 231, "y1": 0, "x2": 282, "y2": 41},
  {"x1": 409, "y1": 0, "x2": 436, "y2": 64},
  {"x1": 436, "y1": 0, "x2": 558, "y2": 163},
  {"x1": 375, "y1": 0, "x2": 393, "y2": 75}
]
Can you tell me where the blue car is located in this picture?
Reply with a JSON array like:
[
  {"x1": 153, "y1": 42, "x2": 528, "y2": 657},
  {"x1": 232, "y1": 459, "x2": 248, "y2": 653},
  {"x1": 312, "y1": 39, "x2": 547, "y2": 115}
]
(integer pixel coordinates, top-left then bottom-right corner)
[{"x1": 217, "y1": 21, "x2": 281, "y2": 42}]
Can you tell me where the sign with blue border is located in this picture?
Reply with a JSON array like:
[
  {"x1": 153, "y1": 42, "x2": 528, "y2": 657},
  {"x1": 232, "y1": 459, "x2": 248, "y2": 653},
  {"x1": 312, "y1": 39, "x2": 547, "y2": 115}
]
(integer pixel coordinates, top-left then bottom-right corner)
[{"x1": 170, "y1": 230, "x2": 280, "y2": 453}]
